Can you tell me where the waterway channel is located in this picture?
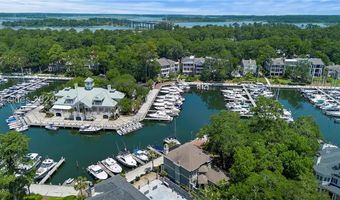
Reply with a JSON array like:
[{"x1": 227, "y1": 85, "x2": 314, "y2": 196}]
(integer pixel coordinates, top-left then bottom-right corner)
[{"x1": 0, "y1": 88, "x2": 338, "y2": 184}]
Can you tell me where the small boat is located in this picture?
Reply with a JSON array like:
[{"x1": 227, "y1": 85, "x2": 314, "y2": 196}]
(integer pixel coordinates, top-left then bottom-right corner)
[
  {"x1": 87, "y1": 165, "x2": 108, "y2": 180},
  {"x1": 65, "y1": 178, "x2": 74, "y2": 185},
  {"x1": 35, "y1": 158, "x2": 57, "y2": 179},
  {"x1": 45, "y1": 123, "x2": 59, "y2": 131},
  {"x1": 79, "y1": 124, "x2": 102, "y2": 133},
  {"x1": 6, "y1": 116, "x2": 16, "y2": 123},
  {"x1": 116, "y1": 151, "x2": 137, "y2": 168},
  {"x1": 16, "y1": 125, "x2": 29, "y2": 132},
  {"x1": 101, "y1": 157, "x2": 122, "y2": 174},
  {"x1": 164, "y1": 137, "x2": 181, "y2": 146},
  {"x1": 133, "y1": 149, "x2": 149, "y2": 162}
]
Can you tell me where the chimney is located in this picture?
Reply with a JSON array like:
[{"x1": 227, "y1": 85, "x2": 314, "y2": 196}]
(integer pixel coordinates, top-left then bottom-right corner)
[
  {"x1": 107, "y1": 85, "x2": 111, "y2": 91},
  {"x1": 74, "y1": 83, "x2": 78, "y2": 89}
]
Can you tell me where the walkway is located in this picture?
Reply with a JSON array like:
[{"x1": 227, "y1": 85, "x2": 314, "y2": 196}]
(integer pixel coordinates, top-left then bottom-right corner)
[
  {"x1": 2, "y1": 75, "x2": 73, "y2": 81},
  {"x1": 242, "y1": 85, "x2": 256, "y2": 107},
  {"x1": 29, "y1": 184, "x2": 78, "y2": 197},
  {"x1": 39, "y1": 157, "x2": 65, "y2": 184},
  {"x1": 125, "y1": 156, "x2": 164, "y2": 182},
  {"x1": 264, "y1": 77, "x2": 271, "y2": 86}
]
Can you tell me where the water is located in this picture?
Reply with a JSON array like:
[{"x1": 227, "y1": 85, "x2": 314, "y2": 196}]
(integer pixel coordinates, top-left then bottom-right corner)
[
  {"x1": 0, "y1": 88, "x2": 339, "y2": 183},
  {"x1": 0, "y1": 88, "x2": 224, "y2": 184}
]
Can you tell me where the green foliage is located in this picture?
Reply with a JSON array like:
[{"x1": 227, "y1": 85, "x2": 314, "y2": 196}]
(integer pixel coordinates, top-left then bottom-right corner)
[
  {"x1": 74, "y1": 176, "x2": 88, "y2": 198},
  {"x1": 119, "y1": 97, "x2": 133, "y2": 114},
  {"x1": 200, "y1": 58, "x2": 232, "y2": 82},
  {"x1": 199, "y1": 97, "x2": 328, "y2": 199}
]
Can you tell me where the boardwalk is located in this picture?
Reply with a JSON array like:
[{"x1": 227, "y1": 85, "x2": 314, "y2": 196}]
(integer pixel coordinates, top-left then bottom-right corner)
[
  {"x1": 2, "y1": 75, "x2": 73, "y2": 81},
  {"x1": 242, "y1": 85, "x2": 256, "y2": 107},
  {"x1": 29, "y1": 184, "x2": 78, "y2": 197},
  {"x1": 39, "y1": 157, "x2": 65, "y2": 184},
  {"x1": 125, "y1": 156, "x2": 164, "y2": 182}
]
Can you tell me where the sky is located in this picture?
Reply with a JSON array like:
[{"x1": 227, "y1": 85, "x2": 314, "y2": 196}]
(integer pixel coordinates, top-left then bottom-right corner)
[{"x1": 0, "y1": 0, "x2": 340, "y2": 15}]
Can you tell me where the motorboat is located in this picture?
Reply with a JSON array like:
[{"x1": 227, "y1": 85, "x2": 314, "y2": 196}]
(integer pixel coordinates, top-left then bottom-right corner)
[
  {"x1": 45, "y1": 123, "x2": 59, "y2": 131},
  {"x1": 6, "y1": 116, "x2": 16, "y2": 123},
  {"x1": 148, "y1": 111, "x2": 173, "y2": 121},
  {"x1": 116, "y1": 151, "x2": 137, "y2": 168},
  {"x1": 133, "y1": 149, "x2": 149, "y2": 162},
  {"x1": 18, "y1": 153, "x2": 42, "y2": 171},
  {"x1": 87, "y1": 165, "x2": 108, "y2": 180},
  {"x1": 16, "y1": 125, "x2": 29, "y2": 132},
  {"x1": 35, "y1": 158, "x2": 57, "y2": 179},
  {"x1": 164, "y1": 137, "x2": 181, "y2": 146},
  {"x1": 101, "y1": 157, "x2": 122, "y2": 174},
  {"x1": 325, "y1": 111, "x2": 340, "y2": 117},
  {"x1": 64, "y1": 178, "x2": 74, "y2": 185},
  {"x1": 79, "y1": 124, "x2": 102, "y2": 133}
]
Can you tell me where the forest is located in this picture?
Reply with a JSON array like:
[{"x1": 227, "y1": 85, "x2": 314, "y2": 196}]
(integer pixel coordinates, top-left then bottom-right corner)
[
  {"x1": 1, "y1": 23, "x2": 340, "y2": 82},
  {"x1": 198, "y1": 97, "x2": 329, "y2": 199}
]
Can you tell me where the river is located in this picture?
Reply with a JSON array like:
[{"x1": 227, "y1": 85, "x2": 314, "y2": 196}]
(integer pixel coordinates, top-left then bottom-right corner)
[{"x1": 0, "y1": 88, "x2": 338, "y2": 184}]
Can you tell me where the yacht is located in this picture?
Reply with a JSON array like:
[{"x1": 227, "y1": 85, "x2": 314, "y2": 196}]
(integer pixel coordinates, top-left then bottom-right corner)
[
  {"x1": 101, "y1": 157, "x2": 122, "y2": 174},
  {"x1": 87, "y1": 165, "x2": 108, "y2": 180},
  {"x1": 45, "y1": 123, "x2": 59, "y2": 131},
  {"x1": 79, "y1": 125, "x2": 102, "y2": 133},
  {"x1": 16, "y1": 125, "x2": 29, "y2": 132},
  {"x1": 133, "y1": 149, "x2": 149, "y2": 162},
  {"x1": 164, "y1": 137, "x2": 181, "y2": 146},
  {"x1": 35, "y1": 158, "x2": 57, "y2": 179},
  {"x1": 18, "y1": 153, "x2": 42, "y2": 171},
  {"x1": 116, "y1": 151, "x2": 137, "y2": 168},
  {"x1": 64, "y1": 178, "x2": 74, "y2": 185},
  {"x1": 325, "y1": 111, "x2": 340, "y2": 117},
  {"x1": 148, "y1": 111, "x2": 173, "y2": 121}
]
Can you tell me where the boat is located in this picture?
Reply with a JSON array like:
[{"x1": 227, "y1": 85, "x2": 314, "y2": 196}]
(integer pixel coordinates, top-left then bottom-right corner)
[
  {"x1": 79, "y1": 124, "x2": 102, "y2": 133},
  {"x1": 18, "y1": 153, "x2": 42, "y2": 171},
  {"x1": 64, "y1": 178, "x2": 74, "y2": 185},
  {"x1": 45, "y1": 123, "x2": 59, "y2": 131},
  {"x1": 133, "y1": 149, "x2": 149, "y2": 162},
  {"x1": 16, "y1": 125, "x2": 29, "y2": 132},
  {"x1": 325, "y1": 111, "x2": 340, "y2": 117},
  {"x1": 335, "y1": 118, "x2": 340, "y2": 123},
  {"x1": 35, "y1": 158, "x2": 57, "y2": 179},
  {"x1": 148, "y1": 111, "x2": 173, "y2": 121},
  {"x1": 116, "y1": 151, "x2": 137, "y2": 168},
  {"x1": 101, "y1": 157, "x2": 122, "y2": 174},
  {"x1": 6, "y1": 116, "x2": 16, "y2": 123},
  {"x1": 87, "y1": 165, "x2": 108, "y2": 180},
  {"x1": 164, "y1": 137, "x2": 181, "y2": 146}
]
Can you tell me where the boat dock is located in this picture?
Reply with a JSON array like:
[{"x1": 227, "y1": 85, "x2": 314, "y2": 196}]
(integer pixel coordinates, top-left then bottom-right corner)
[
  {"x1": 147, "y1": 146, "x2": 164, "y2": 156},
  {"x1": 2, "y1": 75, "x2": 73, "y2": 81},
  {"x1": 97, "y1": 162, "x2": 115, "y2": 177},
  {"x1": 125, "y1": 156, "x2": 164, "y2": 182},
  {"x1": 131, "y1": 154, "x2": 146, "y2": 165},
  {"x1": 317, "y1": 89, "x2": 340, "y2": 104},
  {"x1": 39, "y1": 157, "x2": 65, "y2": 184},
  {"x1": 242, "y1": 85, "x2": 257, "y2": 107}
]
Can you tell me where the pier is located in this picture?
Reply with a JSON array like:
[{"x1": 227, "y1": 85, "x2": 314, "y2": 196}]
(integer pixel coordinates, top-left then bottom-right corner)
[
  {"x1": 147, "y1": 146, "x2": 164, "y2": 156},
  {"x1": 30, "y1": 184, "x2": 78, "y2": 197},
  {"x1": 39, "y1": 157, "x2": 65, "y2": 184},
  {"x1": 317, "y1": 89, "x2": 340, "y2": 105},
  {"x1": 97, "y1": 162, "x2": 115, "y2": 177},
  {"x1": 242, "y1": 85, "x2": 257, "y2": 107},
  {"x1": 2, "y1": 75, "x2": 73, "y2": 81},
  {"x1": 131, "y1": 154, "x2": 146, "y2": 165}
]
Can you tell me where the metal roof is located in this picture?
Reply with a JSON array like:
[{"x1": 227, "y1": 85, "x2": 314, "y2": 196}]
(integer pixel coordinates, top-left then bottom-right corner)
[{"x1": 314, "y1": 148, "x2": 340, "y2": 176}]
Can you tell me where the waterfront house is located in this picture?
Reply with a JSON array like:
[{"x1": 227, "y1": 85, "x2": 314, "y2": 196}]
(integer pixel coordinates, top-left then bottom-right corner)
[
  {"x1": 265, "y1": 57, "x2": 325, "y2": 77},
  {"x1": 87, "y1": 174, "x2": 148, "y2": 200},
  {"x1": 156, "y1": 58, "x2": 180, "y2": 77},
  {"x1": 51, "y1": 77, "x2": 125, "y2": 120},
  {"x1": 326, "y1": 65, "x2": 340, "y2": 80},
  {"x1": 163, "y1": 142, "x2": 228, "y2": 190},
  {"x1": 181, "y1": 56, "x2": 205, "y2": 75},
  {"x1": 314, "y1": 145, "x2": 340, "y2": 199},
  {"x1": 241, "y1": 59, "x2": 257, "y2": 75}
]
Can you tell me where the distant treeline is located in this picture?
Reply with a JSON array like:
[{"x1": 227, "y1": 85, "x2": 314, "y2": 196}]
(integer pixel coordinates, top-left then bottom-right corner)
[
  {"x1": 165, "y1": 15, "x2": 340, "y2": 23},
  {"x1": 2, "y1": 18, "x2": 138, "y2": 27}
]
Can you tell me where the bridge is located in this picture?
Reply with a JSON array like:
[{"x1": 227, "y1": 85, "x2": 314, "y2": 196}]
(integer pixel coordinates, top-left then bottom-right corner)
[{"x1": 2, "y1": 75, "x2": 73, "y2": 81}]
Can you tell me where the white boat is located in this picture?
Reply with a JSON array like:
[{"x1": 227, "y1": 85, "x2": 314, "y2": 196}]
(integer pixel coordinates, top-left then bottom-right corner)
[
  {"x1": 18, "y1": 153, "x2": 42, "y2": 171},
  {"x1": 65, "y1": 178, "x2": 74, "y2": 185},
  {"x1": 164, "y1": 137, "x2": 181, "y2": 145},
  {"x1": 45, "y1": 123, "x2": 59, "y2": 131},
  {"x1": 79, "y1": 124, "x2": 102, "y2": 133},
  {"x1": 148, "y1": 111, "x2": 173, "y2": 121},
  {"x1": 16, "y1": 125, "x2": 29, "y2": 132},
  {"x1": 101, "y1": 157, "x2": 122, "y2": 174},
  {"x1": 133, "y1": 150, "x2": 149, "y2": 162},
  {"x1": 87, "y1": 165, "x2": 108, "y2": 180},
  {"x1": 35, "y1": 158, "x2": 57, "y2": 179},
  {"x1": 326, "y1": 111, "x2": 340, "y2": 117},
  {"x1": 116, "y1": 151, "x2": 137, "y2": 168}
]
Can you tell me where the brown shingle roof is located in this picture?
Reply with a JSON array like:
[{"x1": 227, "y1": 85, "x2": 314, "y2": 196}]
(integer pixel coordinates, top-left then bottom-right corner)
[
  {"x1": 165, "y1": 143, "x2": 211, "y2": 172},
  {"x1": 206, "y1": 168, "x2": 229, "y2": 185}
]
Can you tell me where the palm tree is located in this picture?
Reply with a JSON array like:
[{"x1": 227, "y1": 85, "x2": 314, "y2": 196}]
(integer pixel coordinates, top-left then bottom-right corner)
[{"x1": 74, "y1": 176, "x2": 88, "y2": 198}]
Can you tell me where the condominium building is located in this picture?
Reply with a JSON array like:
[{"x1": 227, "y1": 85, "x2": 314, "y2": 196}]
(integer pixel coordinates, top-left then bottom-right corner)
[
  {"x1": 241, "y1": 59, "x2": 257, "y2": 75},
  {"x1": 181, "y1": 56, "x2": 205, "y2": 75},
  {"x1": 156, "y1": 58, "x2": 180, "y2": 77}
]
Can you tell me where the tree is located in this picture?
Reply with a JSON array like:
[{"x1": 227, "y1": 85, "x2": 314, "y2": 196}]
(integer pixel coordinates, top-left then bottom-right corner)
[
  {"x1": 47, "y1": 44, "x2": 64, "y2": 64},
  {"x1": 118, "y1": 97, "x2": 132, "y2": 114},
  {"x1": 0, "y1": 131, "x2": 30, "y2": 200},
  {"x1": 74, "y1": 176, "x2": 88, "y2": 199},
  {"x1": 229, "y1": 147, "x2": 256, "y2": 182}
]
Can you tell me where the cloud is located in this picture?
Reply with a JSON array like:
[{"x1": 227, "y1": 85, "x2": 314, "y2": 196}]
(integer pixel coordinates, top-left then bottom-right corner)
[{"x1": 0, "y1": 0, "x2": 339, "y2": 15}]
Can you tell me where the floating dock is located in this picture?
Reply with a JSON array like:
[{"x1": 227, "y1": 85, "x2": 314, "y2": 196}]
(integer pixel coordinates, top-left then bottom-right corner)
[{"x1": 39, "y1": 157, "x2": 65, "y2": 184}]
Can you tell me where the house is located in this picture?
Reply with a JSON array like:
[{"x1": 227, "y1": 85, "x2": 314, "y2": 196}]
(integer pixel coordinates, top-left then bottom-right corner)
[
  {"x1": 314, "y1": 145, "x2": 340, "y2": 199},
  {"x1": 241, "y1": 59, "x2": 257, "y2": 75},
  {"x1": 156, "y1": 58, "x2": 180, "y2": 77},
  {"x1": 48, "y1": 64, "x2": 65, "y2": 73},
  {"x1": 265, "y1": 57, "x2": 325, "y2": 77},
  {"x1": 181, "y1": 56, "x2": 205, "y2": 75},
  {"x1": 163, "y1": 142, "x2": 228, "y2": 190},
  {"x1": 326, "y1": 65, "x2": 340, "y2": 80},
  {"x1": 87, "y1": 175, "x2": 148, "y2": 200},
  {"x1": 51, "y1": 77, "x2": 125, "y2": 120}
]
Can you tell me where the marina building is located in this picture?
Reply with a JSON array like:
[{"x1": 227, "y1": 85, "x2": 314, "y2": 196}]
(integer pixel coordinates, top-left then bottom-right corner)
[
  {"x1": 156, "y1": 58, "x2": 180, "y2": 77},
  {"x1": 51, "y1": 77, "x2": 125, "y2": 120},
  {"x1": 181, "y1": 56, "x2": 205, "y2": 75},
  {"x1": 241, "y1": 59, "x2": 257, "y2": 75},
  {"x1": 88, "y1": 174, "x2": 148, "y2": 200},
  {"x1": 265, "y1": 57, "x2": 325, "y2": 77},
  {"x1": 314, "y1": 145, "x2": 340, "y2": 199},
  {"x1": 326, "y1": 65, "x2": 340, "y2": 80},
  {"x1": 163, "y1": 142, "x2": 228, "y2": 190}
]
